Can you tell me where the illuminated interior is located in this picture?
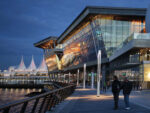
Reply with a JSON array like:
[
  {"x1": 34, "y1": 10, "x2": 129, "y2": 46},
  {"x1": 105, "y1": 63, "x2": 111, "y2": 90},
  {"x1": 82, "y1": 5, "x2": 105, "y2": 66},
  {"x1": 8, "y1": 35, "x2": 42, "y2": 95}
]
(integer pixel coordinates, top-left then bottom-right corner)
[
  {"x1": 42, "y1": 14, "x2": 146, "y2": 72},
  {"x1": 144, "y1": 64, "x2": 150, "y2": 81},
  {"x1": 35, "y1": 7, "x2": 150, "y2": 89}
]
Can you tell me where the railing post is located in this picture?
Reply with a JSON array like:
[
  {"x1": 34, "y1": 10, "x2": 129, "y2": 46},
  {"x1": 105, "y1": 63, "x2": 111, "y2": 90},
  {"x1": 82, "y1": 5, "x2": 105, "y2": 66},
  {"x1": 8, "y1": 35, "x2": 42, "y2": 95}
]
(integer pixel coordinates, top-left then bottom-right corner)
[
  {"x1": 20, "y1": 102, "x2": 28, "y2": 113},
  {"x1": 49, "y1": 93, "x2": 57, "y2": 109},
  {"x1": 59, "y1": 90, "x2": 63, "y2": 102},
  {"x1": 60, "y1": 89, "x2": 64, "y2": 101},
  {"x1": 31, "y1": 98, "x2": 39, "y2": 113},
  {"x1": 63, "y1": 88, "x2": 66, "y2": 100},
  {"x1": 44, "y1": 94, "x2": 53, "y2": 112},
  {"x1": 3, "y1": 107, "x2": 10, "y2": 113},
  {"x1": 55, "y1": 91, "x2": 60, "y2": 105},
  {"x1": 38, "y1": 97, "x2": 46, "y2": 113}
]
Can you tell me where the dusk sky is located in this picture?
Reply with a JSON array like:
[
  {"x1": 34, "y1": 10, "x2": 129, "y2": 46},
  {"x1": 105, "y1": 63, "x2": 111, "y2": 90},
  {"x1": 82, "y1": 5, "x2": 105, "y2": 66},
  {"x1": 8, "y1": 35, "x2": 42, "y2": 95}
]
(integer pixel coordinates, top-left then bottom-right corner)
[{"x1": 0, "y1": 0, "x2": 150, "y2": 71}]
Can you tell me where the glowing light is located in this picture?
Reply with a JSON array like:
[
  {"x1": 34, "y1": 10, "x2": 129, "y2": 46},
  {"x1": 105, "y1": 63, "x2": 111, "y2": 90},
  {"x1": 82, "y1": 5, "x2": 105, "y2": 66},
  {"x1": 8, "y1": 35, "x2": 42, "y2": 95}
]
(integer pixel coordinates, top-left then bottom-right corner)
[{"x1": 148, "y1": 73, "x2": 150, "y2": 78}]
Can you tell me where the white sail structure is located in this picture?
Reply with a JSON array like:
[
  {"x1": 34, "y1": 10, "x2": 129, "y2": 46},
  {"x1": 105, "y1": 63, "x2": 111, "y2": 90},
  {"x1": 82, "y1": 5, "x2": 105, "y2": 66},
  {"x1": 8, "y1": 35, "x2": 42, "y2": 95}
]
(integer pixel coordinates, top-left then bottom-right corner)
[
  {"x1": 15, "y1": 56, "x2": 27, "y2": 75},
  {"x1": 18, "y1": 56, "x2": 26, "y2": 71},
  {"x1": 27, "y1": 56, "x2": 37, "y2": 75},
  {"x1": 1, "y1": 56, "x2": 48, "y2": 76},
  {"x1": 37, "y1": 56, "x2": 48, "y2": 75},
  {"x1": 16, "y1": 56, "x2": 26, "y2": 71}
]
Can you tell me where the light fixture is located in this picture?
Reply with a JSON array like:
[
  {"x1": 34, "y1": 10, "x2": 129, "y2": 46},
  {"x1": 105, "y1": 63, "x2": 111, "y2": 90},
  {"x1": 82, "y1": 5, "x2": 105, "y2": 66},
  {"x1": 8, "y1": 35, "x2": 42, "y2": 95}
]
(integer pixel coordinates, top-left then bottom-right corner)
[{"x1": 148, "y1": 73, "x2": 150, "y2": 78}]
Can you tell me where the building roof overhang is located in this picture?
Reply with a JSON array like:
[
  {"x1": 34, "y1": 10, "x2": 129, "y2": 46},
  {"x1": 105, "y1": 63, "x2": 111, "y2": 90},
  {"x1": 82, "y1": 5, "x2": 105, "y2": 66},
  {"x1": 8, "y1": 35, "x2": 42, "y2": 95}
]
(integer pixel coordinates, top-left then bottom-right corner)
[
  {"x1": 34, "y1": 6, "x2": 146, "y2": 48},
  {"x1": 57, "y1": 6, "x2": 146, "y2": 43},
  {"x1": 109, "y1": 39, "x2": 150, "y2": 62},
  {"x1": 34, "y1": 36, "x2": 58, "y2": 49}
]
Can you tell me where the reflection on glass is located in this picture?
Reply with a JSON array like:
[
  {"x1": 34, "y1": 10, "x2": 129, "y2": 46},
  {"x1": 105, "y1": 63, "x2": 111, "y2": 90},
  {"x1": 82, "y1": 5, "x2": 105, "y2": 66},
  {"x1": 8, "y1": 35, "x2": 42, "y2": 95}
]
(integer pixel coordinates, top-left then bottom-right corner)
[{"x1": 45, "y1": 15, "x2": 145, "y2": 71}]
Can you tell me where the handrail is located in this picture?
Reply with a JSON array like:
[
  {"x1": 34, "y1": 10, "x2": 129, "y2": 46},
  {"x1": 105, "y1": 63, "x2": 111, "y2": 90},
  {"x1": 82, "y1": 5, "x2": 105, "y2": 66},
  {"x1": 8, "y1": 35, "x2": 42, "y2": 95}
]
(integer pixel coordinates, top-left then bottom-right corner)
[{"x1": 0, "y1": 83, "x2": 76, "y2": 113}]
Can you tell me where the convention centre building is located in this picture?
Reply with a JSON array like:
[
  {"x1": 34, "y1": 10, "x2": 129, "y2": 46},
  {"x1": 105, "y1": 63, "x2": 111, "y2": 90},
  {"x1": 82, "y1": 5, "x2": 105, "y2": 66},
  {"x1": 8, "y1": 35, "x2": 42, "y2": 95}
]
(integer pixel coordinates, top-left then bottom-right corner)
[{"x1": 34, "y1": 6, "x2": 150, "y2": 89}]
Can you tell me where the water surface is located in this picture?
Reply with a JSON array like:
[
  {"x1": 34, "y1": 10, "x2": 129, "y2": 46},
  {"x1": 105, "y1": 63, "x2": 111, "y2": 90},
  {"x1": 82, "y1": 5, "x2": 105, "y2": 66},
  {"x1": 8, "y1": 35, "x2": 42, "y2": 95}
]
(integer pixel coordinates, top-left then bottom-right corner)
[{"x1": 0, "y1": 88, "x2": 41, "y2": 106}]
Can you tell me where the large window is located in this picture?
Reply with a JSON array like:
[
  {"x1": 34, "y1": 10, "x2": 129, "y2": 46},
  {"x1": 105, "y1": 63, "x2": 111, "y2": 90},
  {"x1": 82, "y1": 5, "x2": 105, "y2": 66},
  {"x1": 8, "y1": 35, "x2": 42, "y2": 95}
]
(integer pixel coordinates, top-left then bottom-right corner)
[
  {"x1": 46, "y1": 15, "x2": 145, "y2": 71},
  {"x1": 94, "y1": 15, "x2": 145, "y2": 57},
  {"x1": 60, "y1": 15, "x2": 145, "y2": 68}
]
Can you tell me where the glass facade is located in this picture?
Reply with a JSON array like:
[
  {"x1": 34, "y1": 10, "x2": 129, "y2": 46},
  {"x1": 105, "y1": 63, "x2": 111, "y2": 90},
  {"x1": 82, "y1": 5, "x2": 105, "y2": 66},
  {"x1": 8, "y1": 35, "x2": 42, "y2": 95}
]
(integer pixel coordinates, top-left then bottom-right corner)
[
  {"x1": 50, "y1": 15, "x2": 145, "y2": 70},
  {"x1": 110, "y1": 47, "x2": 150, "y2": 83},
  {"x1": 45, "y1": 15, "x2": 146, "y2": 71},
  {"x1": 35, "y1": 7, "x2": 150, "y2": 89},
  {"x1": 93, "y1": 15, "x2": 145, "y2": 57},
  {"x1": 59, "y1": 22, "x2": 107, "y2": 69},
  {"x1": 144, "y1": 64, "x2": 150, "y2": 81},
  {"x1": 46, "y1": 54, "x2": 58, "y2": 71}
]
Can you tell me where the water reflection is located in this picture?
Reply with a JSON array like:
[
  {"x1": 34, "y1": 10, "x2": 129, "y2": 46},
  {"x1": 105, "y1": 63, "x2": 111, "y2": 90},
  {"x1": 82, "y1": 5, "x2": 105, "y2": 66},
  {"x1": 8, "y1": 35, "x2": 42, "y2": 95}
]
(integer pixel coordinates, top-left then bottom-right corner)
[{"x1": 0, "y1": 88, "x2": 41, "y2": 106}]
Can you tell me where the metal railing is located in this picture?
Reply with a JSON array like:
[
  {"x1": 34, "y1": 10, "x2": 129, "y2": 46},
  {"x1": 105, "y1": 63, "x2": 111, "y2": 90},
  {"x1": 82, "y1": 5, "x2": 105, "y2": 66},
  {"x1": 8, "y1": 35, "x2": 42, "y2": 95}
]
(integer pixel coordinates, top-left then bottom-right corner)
[{"x1": 0, "y1": 83, "x2": 76, "y2": 113}]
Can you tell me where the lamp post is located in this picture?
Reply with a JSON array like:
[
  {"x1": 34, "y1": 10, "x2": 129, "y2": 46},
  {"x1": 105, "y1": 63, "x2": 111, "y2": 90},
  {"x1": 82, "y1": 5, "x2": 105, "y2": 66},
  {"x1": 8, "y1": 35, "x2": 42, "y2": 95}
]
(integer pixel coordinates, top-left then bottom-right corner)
[
  {"x1": 77, "y1": 69, "x2": 79, "y2": 86},
  {"x1": 91, "y1": 72, "x2": 94, "y2": 89},
  {"x1": 97, "y1": 50, "x2": 101, "y2": 97},
  {"x1": 64, "y1": 73, "x2": 65, "y2": 83},
  {"x1": 83, "y1": 63, "x2": 86, "y2": 89},
  {"x1": 69, "y1": 72, "x2": 71, "y2": 83}
]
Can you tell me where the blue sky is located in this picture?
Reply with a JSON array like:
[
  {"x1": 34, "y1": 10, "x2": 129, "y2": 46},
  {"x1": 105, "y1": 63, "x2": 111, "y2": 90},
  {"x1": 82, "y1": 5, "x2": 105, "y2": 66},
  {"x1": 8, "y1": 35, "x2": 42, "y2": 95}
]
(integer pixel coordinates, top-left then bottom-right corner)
[{"x1": 0, "y1": 0, "x2": 150, "y2": 70}]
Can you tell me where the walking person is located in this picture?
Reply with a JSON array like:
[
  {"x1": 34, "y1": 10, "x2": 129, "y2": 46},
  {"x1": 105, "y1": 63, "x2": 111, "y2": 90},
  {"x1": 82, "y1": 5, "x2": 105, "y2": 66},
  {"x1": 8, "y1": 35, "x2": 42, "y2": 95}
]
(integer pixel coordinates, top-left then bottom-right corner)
[
  {"x1": 103, "y1": 81, "x2": 106, "y2": 92},
  {"x1": 107, "y1": 81, "x2": 110, "y2": 89},
  {"x1": 120, "y1": 77, "x2": 132, "y2": 110},
  {"x1": 112, "y1": 76, "x2": 121, "y2": 110}
]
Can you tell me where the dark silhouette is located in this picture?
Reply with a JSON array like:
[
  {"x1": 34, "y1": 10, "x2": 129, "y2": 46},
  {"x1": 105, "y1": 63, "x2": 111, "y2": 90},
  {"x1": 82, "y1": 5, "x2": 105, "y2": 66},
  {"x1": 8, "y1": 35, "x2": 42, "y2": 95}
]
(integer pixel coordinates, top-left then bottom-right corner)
[
  {"x1": 103, "y1": 81, "x2": 107, "y2": 92},
  {"x1": 112, "y1": 76, "x2": 121, "y2": 110},
  {"x1": 107, "y1": 81, "x2": 110, "y2": 89},
  {"x1": 120, "y1": 77, "x2": 132, "y2": 110}
]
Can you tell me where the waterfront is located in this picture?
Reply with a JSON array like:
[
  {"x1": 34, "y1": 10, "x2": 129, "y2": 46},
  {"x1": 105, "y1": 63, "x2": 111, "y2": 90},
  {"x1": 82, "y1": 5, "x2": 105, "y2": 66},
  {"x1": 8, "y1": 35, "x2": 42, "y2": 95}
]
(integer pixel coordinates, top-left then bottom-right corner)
[
  {"x1": 0, "y1": 88, "x2": 41, "y2": 106},
  {"x1": 0, "y1": 82, "x2": 74, "y2": 113}
]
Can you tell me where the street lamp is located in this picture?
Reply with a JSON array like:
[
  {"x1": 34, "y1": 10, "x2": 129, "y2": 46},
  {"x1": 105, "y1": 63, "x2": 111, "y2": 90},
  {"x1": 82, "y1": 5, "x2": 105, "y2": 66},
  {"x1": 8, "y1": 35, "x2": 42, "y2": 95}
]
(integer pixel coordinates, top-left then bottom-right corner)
[
  {"x1": 91, "y1": 72, "x2": 94, "y2": 89},
  {"x1": 69, "y1": 72, "x2": 71, "y2": 83},
  {"x1": 83, "y1": 63, "x2": 86, "y2": 89},
  {"x1": 97, "y1": 50, "x2": 101, "y2": 97},
  {"x1": 77, "y1": 69, "x2": 79, "y2": 86}
]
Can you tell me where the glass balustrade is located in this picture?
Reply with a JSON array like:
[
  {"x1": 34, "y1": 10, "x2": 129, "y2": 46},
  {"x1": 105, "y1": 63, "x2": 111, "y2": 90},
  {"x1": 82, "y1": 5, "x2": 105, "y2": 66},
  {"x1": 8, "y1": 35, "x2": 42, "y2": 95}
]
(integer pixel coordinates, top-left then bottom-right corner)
[{"x1": 115, "y1": 33, "x2": 150, "y2": 52}]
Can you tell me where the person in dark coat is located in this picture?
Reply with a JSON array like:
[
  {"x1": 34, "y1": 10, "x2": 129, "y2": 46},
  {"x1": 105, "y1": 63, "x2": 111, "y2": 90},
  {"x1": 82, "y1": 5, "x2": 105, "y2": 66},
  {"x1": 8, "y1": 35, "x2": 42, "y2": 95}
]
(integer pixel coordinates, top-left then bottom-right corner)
[
  {"x1": 112, "y1": 76, "x2": 121, "y2": 110},
  {"x1": 120, "y1": 77, "x2": 132, "y2": 110}
]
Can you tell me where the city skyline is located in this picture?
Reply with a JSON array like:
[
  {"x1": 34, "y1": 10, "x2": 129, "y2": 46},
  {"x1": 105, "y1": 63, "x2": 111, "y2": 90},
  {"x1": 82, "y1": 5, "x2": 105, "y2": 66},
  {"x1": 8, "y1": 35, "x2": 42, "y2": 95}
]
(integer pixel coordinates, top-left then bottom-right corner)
[{"x1": 1, "y1": 0, "x2": 150, "y2": 70}]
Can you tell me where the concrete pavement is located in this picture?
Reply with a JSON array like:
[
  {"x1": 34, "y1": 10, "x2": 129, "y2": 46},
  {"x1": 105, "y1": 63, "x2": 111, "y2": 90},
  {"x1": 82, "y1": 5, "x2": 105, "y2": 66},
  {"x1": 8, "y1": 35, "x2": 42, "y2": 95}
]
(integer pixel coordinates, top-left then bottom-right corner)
[
  {"x1": 130, "y1": 90, "x2": 150, "y2": 109},
  {"x1": 47, "y1": 87, "x2": 150, "y2": 113}
]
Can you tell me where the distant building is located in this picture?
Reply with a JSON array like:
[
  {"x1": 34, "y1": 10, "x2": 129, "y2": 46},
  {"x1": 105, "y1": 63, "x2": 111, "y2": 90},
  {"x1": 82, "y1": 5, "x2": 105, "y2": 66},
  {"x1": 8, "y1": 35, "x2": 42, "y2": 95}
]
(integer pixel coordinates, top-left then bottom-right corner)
[
  {"x1": 2, "y1": 56, "x2": 48, "y2": 76},
  {"x1": 15, "y1": 56, "x2": 27, "y2": 76},
  {"x1": 3, "y1": 70, "x2": 10, "y2": 77},
  {"x1": 8, "y1": 66, "x2": 16, "y2": 76},
  {"x1": 26, "y1": 56, "x2": 37, "y2": 75},
  {"x1": 37, "y1": 56, "x2": 48, "y2": 76},
  {"x1": 0, "y1": 70, "x2": 2, "y2": 76}
]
